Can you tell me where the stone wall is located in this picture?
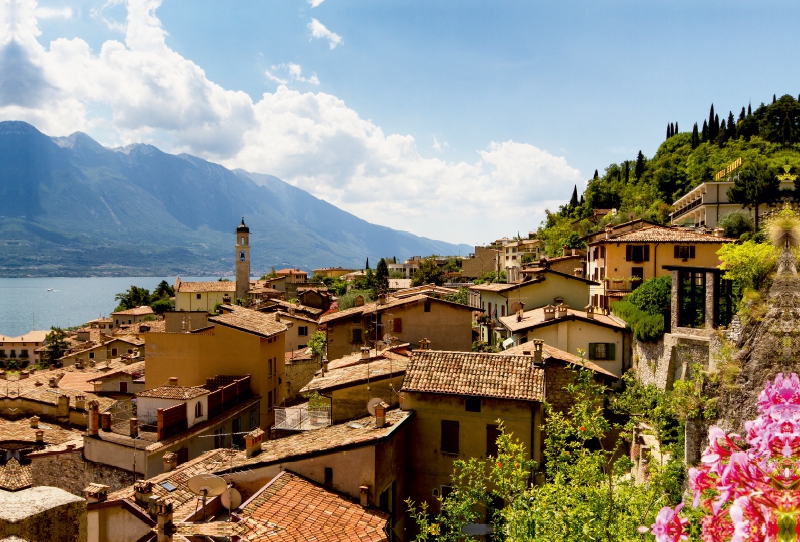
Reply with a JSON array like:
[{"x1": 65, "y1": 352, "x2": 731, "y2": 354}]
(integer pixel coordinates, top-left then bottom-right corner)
[
  {"x1": 285, "y1": 358, "x2": 319, "y2": 401},
  {"x1": 30, "y1": 447, "x2": 135, "y2": 497},
  {"x1": 633, "y1": 332, "x2": 711, "y2": 391}
]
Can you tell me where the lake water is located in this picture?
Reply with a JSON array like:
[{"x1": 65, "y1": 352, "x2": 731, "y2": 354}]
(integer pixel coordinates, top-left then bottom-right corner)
[{"x1": 0, "y1": 277, "x2": 224, "y2": 337}]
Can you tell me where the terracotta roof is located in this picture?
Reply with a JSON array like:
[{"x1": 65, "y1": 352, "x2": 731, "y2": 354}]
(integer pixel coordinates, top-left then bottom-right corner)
[
  {"x1": 259, "y1": 300, "x2": 323, "y2": 317},
  {"x1": 112, "y1": 306, "x2": 155, "y2": 316},
  {"x1": 175, "y1": 280, "x2": 236, "y2": 293},
  {"x1": 0, "y1": 331, "x2": 49, "y2": 343},
  {"x1": 403, "y1": 351, "x2": 544, "y2": 401},
  {"x1": 0, "y1": 369, "x2": 116, "y2": 411},
  {"x1": 593, "y1": 225, "x2": 736, "y2": 244},
  {"x1": 326, "y1": 346, "x2": 410, "y2": 371},
  {"x1": 136, "y1": 385, "x2": 209, "y2": 400},
  {"x1": 113, "y1": 321, "x2": 165, "y2": 336},
  {"x1": 499, "y1": 307, "x2": 625, "y2": 333},
  {"x1": 468, "y1": 277, "x2": 544, "y2": 293},
  {"x1": 320, "y1": 294, "x2": 471, "y2": 325},
  {"x1": 0, "y1": 418, "x2": 84, "y2": 446},
  {"x1": 390, "y1": 284, "x2": 459, "y2": 298},
  {"x1": 87, "y1": 361, "x2": 145, "y2": 383},
  {"x1": 0, "y1": 459, "x2": 31, "y2": 491},
  {"x1": 209, "y1": 306, "x2": 287, "y2": 338},
  {"x1": 501, "y1": 342, "x2": 618, "y2": 377},
  {"x1": 274, "y1": 311, "x2": 318, "y2": 325},
  {"x1": 236, "y1": 471, "x2": 389, "y2": 541},
  {"x1": 285, "y1": 349, "x2": 314, "y2": 363},
  {"x1": 300, "y1": 356, "x2": 408, "y2": 394},
  {"x1": 276, "y1": 268, "x2": 307, "y2": 275}
]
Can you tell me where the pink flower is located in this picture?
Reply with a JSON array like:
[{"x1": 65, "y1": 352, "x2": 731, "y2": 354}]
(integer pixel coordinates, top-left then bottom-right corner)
[{"x1": 650, "y1": 504, "x2": 688, "y2": 542}]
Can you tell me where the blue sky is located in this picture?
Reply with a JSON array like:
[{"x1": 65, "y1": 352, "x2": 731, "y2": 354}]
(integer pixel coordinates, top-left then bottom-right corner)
[{"x1": 5, "y1": 0, "x2": 800, "y2": 244}]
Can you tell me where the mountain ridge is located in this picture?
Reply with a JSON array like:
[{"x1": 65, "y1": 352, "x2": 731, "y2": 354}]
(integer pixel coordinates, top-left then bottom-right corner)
[{"x1": 0, "y1": 121, "x2": 470, "y2": 277}]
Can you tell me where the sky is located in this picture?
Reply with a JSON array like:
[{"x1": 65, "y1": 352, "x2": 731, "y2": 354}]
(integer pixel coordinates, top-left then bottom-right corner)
[{"x1": 2, "y1": 0, "x2": 800, "y2": 246}]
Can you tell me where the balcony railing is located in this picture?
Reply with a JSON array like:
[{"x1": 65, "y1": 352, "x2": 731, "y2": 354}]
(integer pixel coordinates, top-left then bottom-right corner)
[{"x1": 272, "y1": 406, "x2": 331, "y2": 431}]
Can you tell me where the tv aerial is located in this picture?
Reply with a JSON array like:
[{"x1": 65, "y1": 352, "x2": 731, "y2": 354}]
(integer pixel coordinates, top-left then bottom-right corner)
[{"x1": 187, "y1": 473, "x2": 227, "y2": 520}]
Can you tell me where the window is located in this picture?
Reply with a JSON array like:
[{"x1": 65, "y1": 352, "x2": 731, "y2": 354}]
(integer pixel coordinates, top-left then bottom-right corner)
[
  {"x1": 501, "y1": 306, "x2": 505, "y2": 317},
  {"x1": 273, "y1": 388, "x2": 277, "y2": 406},
  {"x1": 441, "y1": 485, "x2": 454, "y2": 500},
  {"x1": 232, "y1": 418, "x2": 242, "y2": 448},
  {"x1": 298, "y1": 326, "x2": 308, "y2": 336},
  {"x1": 240, "y1": 251, "x2": 246, "y2": 261},
  {"x1": 465, "y1": 396, "x2": 481, "y2": 412},
  {"x1": 351, "y1": 315, "x2": 361, "y2": 324},
  {"x1": 626, "y1": 245, "x2": 650, "y2": 262},
  {"x1": 111, "y1": 348, "x2": 118, "y2": 356},
  {"x1": 120, "y1": 381, "x2": 128, "y2": 393},
  {"x1": 324, "y1": 467, "x2": 333, "y2": 488},
  {"x1": 241, "y1": 237, "x2": 245, "y2": 245},
  {"x1": 268, "y1": 358, "x2": 273, "y2": 377},
  {"x1": 249, "y1": 408, "x2": 258, "y2": 430},
  {"x1": 268, "y1": 391, "x2": 272, "y2": 410},
  {"x1": 441, "y1": 420, "x2": 459, "y2": 454},
  {"x1": 424, "y1": 300, "x2": 431, "y2": 312},
  {"x1": 196, "y1": 293, "x2": 201, "y2": 299},
  {"x1": 214, "y1": 428, "x2": 225, "y2": 448},
  {"x1": 9, "y1": 350, "x2": 15, "y2": 358},
  {"x1": 589, "y1": 343, "x2": 616, "y2": 360},
  {"x1": 352, "y1": 329, "x2": 363, "y2": 344},
  {"x1": 486, "y1": 424, "x2": 501, "y2": 457},
  {"x1": 177, "y1": 448, "x2": 189, "y2": 465},
  {"x1": 19, "y1": 350, "x2": 28, "y2": 358},
  {"x1": 88, "y1": 352, "x2": 95, "y2": 359},
  {"x1": 674, "y1": 245, "x2": 696, "y2": 260},
  {"x1": 195, "y1": 401, "x2": 203, "y2": 418},
  {"x1": 393, "y1": 318, "x2": 402, "y2": 333}
]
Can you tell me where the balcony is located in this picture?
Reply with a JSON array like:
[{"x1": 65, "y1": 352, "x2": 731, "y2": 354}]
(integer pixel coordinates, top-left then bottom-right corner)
[{"x1": 272, "y1": 405, "x2": 331, "y2": 431}]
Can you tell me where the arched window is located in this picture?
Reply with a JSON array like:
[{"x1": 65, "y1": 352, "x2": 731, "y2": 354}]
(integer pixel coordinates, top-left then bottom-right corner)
[{"x1": 195, "y1": 401, "x2": 203, "y2": 418}]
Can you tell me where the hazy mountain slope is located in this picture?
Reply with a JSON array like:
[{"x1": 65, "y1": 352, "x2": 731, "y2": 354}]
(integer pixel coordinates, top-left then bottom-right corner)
[{"x1": 0, "y1": 121, "x2": 469, "y2": 276}]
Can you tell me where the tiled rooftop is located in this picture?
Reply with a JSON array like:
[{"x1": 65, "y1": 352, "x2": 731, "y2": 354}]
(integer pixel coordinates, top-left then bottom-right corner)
[
  {"x1": 209, "y1": 306, "x2": 287, "y2": 338},
  {"x1": 111, "y1": 306, "x2": 155, "y2": 316},
  {"x1": 0, "y1": 418, "x2": 84, "y2": 446},
  {"x1": 0, "y1": 459, "x2": 31, "y2": 491},
  {"x1": 594, "y1": 225, "x2": 736, "y2": 244},
  {"x1": 300, "y1": 356, "x2": 408, "y2": 394},
  {"x1": 136, "y1": 385, "x2": 209, "y2": 400},
  {"x1": 468, "y1": 277, "x2": 544, "y2": 293},
  {"x1": 0, "y1": 331, "x2": 49, "y2": 343},
  {"x1": 87, "y1": 360, "x2": 145, "y2": 383},
  {"x1": 403, "y1": 351, "x2": 544, "y2": 401},
  {"x1": 326, "y1": 346, "x2": 410, "y2": 371},
  {"x1": 0, "y1": 368, "x2": 116, "y2": 411},
  {"x1": 320, "y1": 294, "x2": 471, "y2": 325},
  {"x1": 113, "y1": 321, "x2": 166, "y2": 336},
  {"x1": 175, "y1": 278, "x2": 236, "y2": 293},
  {"x1": 236, "y1": 471, "x2": 389, "y2": 542},
  {"x1": 501, "y1": 342, "x2": 618, "y2": 377},
  {"x1": 498, "y1": 306, "x2": 625, "y2": 333}
]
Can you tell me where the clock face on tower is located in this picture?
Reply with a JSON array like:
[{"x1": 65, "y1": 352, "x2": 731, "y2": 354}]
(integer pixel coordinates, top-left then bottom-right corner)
[{"x1": 240, "y1": 251, "x2": 246, "y2": 261}]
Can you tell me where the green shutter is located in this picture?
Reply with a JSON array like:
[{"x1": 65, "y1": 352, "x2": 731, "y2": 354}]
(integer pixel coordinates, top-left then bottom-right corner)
[
  {"x1": 607, "y1": 343, "x2": 616, "y2": 360},
  {"x1": 588, "y1": 343, "x2": 597, "y2": 360},
  {"x1": 625, "y1": 246, "x2": 632, "y2": 261},
  {"x1": 643, "y1": 245, "x2": 650, "y2": 261}
]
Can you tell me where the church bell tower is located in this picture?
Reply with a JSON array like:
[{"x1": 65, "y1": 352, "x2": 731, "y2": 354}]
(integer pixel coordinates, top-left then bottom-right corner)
[{"x1": 235, "y1": 218, "x2": 250, "y2": 302}]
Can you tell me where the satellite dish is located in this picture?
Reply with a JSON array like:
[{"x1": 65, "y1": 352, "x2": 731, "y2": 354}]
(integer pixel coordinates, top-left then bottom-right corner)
[
  {"x1": 221, "y1": 487, "x2": 242, "y2": 511},
  {"x1": 367, "y1": 397, "x2": 385, "y2": 416},
  {"x1": 187, "y1": 474, "x2": 227, "y2": 497},
  {"x1": 510, "y1": 302, "x2": 523, "y2": 313}
]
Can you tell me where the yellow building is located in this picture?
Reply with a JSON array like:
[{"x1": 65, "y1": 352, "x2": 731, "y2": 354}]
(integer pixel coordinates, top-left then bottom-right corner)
[
  {"x1": 0, "y1": 330, "x2": 49, "y2": 366},
  {"x1": 144, "y1": 306, "x2": 287, "y2": 431},
  {"x1": 320, "y1": 294, "x2": 474, "y2": 360},
  {"x1": 276, "y1": 268, "x2": 308, "y2": 284},
  {"x1": 274, "y1": 311, "x2": 319, "y2": 352},
  {"x1": 587, "y1": 224, "x2": 735, "y2": 310},
  {"x1": 311, "y1": 267, "x2": 355, "y2": 279},
  {"x1": 111, "y1": 306, "x2": 154, "y2": 328},
  {"x1": 173, "y1": 278, "x2": 236, "y2": 312},
  {"x1": 498, "y1": 305, "x2": 628, "y2": 376}
]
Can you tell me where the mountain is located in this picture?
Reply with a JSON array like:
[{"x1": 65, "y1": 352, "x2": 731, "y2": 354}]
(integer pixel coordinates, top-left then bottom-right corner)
[{"x1": 0, "y1": 121, "x2": 470, "y2": 277}]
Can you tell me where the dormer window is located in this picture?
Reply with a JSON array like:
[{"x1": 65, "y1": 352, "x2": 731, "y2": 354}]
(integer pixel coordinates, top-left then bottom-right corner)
[{"x1": 195, "y1": 401, "x2": 203, "y2": 418}]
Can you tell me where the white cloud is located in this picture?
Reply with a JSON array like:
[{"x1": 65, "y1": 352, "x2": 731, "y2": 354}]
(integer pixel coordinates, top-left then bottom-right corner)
[
  {"x1": 34, "y1": 6, "x2": 72, "y2": 19},
  {"x1": 264, "y1": 68, "x2": 287, "y2": 85},
  {"x1": 307, "y1": 18, "x2": 342, "y2": 50},
  {"x1": 308, "y1": 0, "x2": 325, "y2": 7},
  {"x1": 0, "y1": 0, "x2": 583, "y2": 243},
  {"x1": 432, "y1": 136, "x2": 448, "y2": 152}
]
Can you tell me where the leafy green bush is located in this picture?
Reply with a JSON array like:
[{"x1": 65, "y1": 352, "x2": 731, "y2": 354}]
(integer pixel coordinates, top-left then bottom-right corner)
[
  {"x1": 717, "y1": 240, "x2": 778, "y2": 291},
  {"x1": 718, "y1": 211, "x2": 754, "y2": 238},
  {"x1": 612, "y1": 300, "x2": 664, "y2": 342},
  {"x1": 337, "y1": 290, "x2": 373, "y2": 311},
  {"x1": 626, "y1": 275, "x2": 671, "y2": 315}
]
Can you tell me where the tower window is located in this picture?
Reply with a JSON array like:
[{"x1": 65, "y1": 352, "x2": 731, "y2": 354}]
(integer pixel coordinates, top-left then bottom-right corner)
[
  {"x1": 241, "y1": 237, "x2": 245, "y2": 245},
  {"x1": 240, "y1": 251, "x2": 246, "y2": 261}
]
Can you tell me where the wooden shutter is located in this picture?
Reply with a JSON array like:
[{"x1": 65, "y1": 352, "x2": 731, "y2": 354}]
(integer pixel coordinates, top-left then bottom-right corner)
[
  {"x1": 393, "y1": 318, "x2": 402, "y2": 333},
  {"x1": 674, "y1": 246, "x2": 679, "y2": 258},
  {"x1": 486, "y1": 424, "x2": 501, "y2": 457},
  {"x1": 690, "y1": 246, "x2": 695, "y2": 258},
  {"x1": 643, "y1": 245, "x2": 650, "y2": 261},
  {"x1": 441, "y1": 420, "x2": 459, "y2": 454},
  {"x1": 607, "y1": 343, "x2": 616, "y2": 360},
  {"x1": 588, "y1": 343, "x2": 597, "y2": 360},
  {"x1": 626, "y1": 245, "x2": 632, "y2": 261}
]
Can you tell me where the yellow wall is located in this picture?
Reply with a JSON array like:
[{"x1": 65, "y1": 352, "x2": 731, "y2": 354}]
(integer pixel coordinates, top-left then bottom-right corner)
[
  {"x1": 145, "y1": 325, "x2": 285, "y2": 430},
  {"x1": 175, "y1": 290, "x2": 232, "y2": 312},
  {"x1": 89, "y1": 504, "x2": 152, "y2": 542},
  {"x1": 601, "y1": 242, "x2": 725, "y2": 284},
  {"x1": 326, "y1": 301, "x2": 472, "y2": 360},
  {"x1": 60, "y1": 339, "x2": 143, "y2": 367},
  {"x1": 478, "y1": 274, "x2": 590, "y2": 317},
  {"x1": 523, "y1": 320, "x2": 624, "y2": 376},
  {"x1": 329, "y1": 374, "x2": 405, "y2": 423},
  {"x1": 402, "y1": 392, "x2": 540, "y2": 513},
  {"x1": 280, "y1": 316, "x2": 319, "y2": 352}
]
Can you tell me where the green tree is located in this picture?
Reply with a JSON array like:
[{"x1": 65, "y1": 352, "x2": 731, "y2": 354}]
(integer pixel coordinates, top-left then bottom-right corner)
[
  {"x1": 374, "y1": 258, "x2": 389, "y2": 295},
  {"x1": 727, "y1": 159, "x2": 780, "y2": 231},
  {"x1": 412, "y1": 257, "x2": 446, "y2": 286},
  {"x1": 443, "y1": 257, "x2": 461, "y2": 273},
  {"x1": 717, "y1": 240, "x2": 778, "y2": 291},
  {"x1": 260, "y1": 267, "x2": 278, "y2": 279},
  {"x1": 44, "y1": 327, "x2": 70, "y2": 367},
  {"x1": 443, "y1": 287, "x2": 470, "y2": 306},
  {"x1": 307, "y1": 330, "x2": 327, "y2": 361},
  {"x1": 626, "y1": 275, "x2": 671, "y2": 315},
  {"x1": 114, "y1": 285, "x2": 151, "y2": 311},
  {"x1": 150, "y1": 298, "x2": 174, "y2": 315},
  {"x1": 569, "y1": 185, "x2": 579, "y2": 208},
  {"x1": 708, "y1": 103, "x2": 716, "y2": 140},
  {"x1": 718, "y1": 211, "x2": 754, "y2": 238},
  {"x1": 152, "y1": 280, "x2": 175, "y2": 300},
  {"x1": 634, "y1": 150, "x2": 645, "y2": 179},
  {"x1": 365, "y1": 257, "x2": 370, "y2": 270},
  {"x1": 691, "y1": 123, "x2": 699, "y2": 149}
]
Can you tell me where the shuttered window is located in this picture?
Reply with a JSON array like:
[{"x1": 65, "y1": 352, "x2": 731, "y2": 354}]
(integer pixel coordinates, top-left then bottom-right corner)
[
  {"x1": 626, "y1": 245, "x2": 650, "y2": 262},
  {"x1": 674, "y1": 246, "x2": 696, "y2": 259},
  {"x1": 441, "y1": 420, "x2": 459, "y2": 454},
  {"x1": 486, "y1": 424, "x2": 501, "y2": 457},
  {"x1": 393, "y1": 318, "x2": 402, "y2": 333},
  {"x1": 588, "y1": 342, "x2": 616, "y2": 360}
]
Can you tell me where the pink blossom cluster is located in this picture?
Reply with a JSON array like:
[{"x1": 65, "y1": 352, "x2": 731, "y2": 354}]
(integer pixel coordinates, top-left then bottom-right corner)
[{"x1": 649, "y1": 373, "x2": 800, "y2": 542}]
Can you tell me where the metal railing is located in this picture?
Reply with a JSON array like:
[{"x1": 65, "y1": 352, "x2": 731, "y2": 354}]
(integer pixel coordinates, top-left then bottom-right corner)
[{"x1": 272, "y1": 406, "x2": 331, "y2": 431}]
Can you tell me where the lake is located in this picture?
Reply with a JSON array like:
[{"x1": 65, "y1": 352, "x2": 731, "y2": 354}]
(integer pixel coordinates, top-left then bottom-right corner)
[{"x1": 0, "y1": 277, "x2": 227, "y2": 337}]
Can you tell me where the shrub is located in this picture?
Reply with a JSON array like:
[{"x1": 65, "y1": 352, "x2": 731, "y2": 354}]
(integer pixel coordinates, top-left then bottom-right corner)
[
  {"x1": 626, "y1": 275, "x2": 671, "y2": 315},
  {"x1": 717, "y1": 240, "x2": 778, "y2": 291},
  {"x1": 337, "y1": 290, "x2": 373, "y2": 311},
  {"x1": 612, "y1": 300, "x2": 664, "y2": 342},
  {"x1": 718, "y1": 211, "x2": 754, "y2": 238}
]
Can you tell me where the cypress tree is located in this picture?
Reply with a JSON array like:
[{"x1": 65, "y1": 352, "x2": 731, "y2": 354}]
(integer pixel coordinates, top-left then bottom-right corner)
[
  {"x1": 569, "y1": 185, "x2": 579, "y2": 208},
  {"x1": 773, "y1": 94, "x2": 777, "y2": 104},
  {"x1": 635, "y1": 151, "x2": 645, "y2": 180},
  {"x1": 623, "y1": 161, "x2": 629, "y2": 184},
  {"x1": 594, "y1": 169, "x2": 599, "y2": 180},
  {"x1": 727, "y1": 112, "x2": 736, "y2": 140},
  {"x1": 666, "y1": 124, "x2": 671, "y2": 140},
  {"x1": 702, "y1": 120, "x2": 708, "y2": 142},
  {"x1": 691, "y1": 123, "x2": 700, "y2": 149},
  {"x1": 712, "y1": 113, "x2": 720, "y2": 141},
  {"x1": 365, "y1": 257, "x2": 369, "y2": 270},
  {"x1": 675, "y1": 122, "x2": 679, "y2": 134},
  {"x1": 708, "y1": 104, "x2": 715, "y2": 138},
  {"x1": 748, "y1": 103, "x2": 752, "y2": 116},
  {"x1": 579, "y1": 194, "x2": 585, "y2": 206},
  {"x1": 739, "y1": 107, "x2": 746, "y2": 122},
  {"x1": 717, "y1": 119, "x2": 727, "y2": 144}
]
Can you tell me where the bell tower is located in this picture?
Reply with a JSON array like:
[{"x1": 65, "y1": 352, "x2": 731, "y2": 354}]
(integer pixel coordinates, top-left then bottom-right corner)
[{"x1": 235, "y1": 217, "x2": 250, "y2": 303}]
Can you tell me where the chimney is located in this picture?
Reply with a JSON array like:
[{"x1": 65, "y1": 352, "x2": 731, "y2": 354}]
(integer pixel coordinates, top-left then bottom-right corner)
[
  {"x1": 713, "y1": 227, "x2": 724, "y2": 237},
  {"x1": 130, "y1": 418, "x2": 139, "y2": 438},
  {"x1": 543, "y1": 305, "x2": 555, "y2": 321},
  {"x1": 585, "y1": 304, "x2": 595, "y2": 319},
  {"x1": 378, "y1": 293, "x2": 386, "y2": 305},
  {"x1": 361, "y1": 346, "x2": 371, "y2": 360},
  {"x1": 244, "y1": 428, "x2": 264, "y2": 458},
  {"x1": 30, "y1": 416, "x2": 39, "y2": 429},
  {"x1": 84, "y1": 484, "x2": 110, "y2": 504},
  {"x1": 156, "y1": 499, "x2": 175, "y2": 542},
  {"x1": 87, "y1": 400, "x2": 100, "y2": 436},
  {"x1": 533, "y1": 339, "x2": 544, "y2": 364},
  {"x1": 134, "y1": 481, "x2": 154, "y2": 507},
  {"x1": 163, "y1": 452, "x2": 178, "y2": 473},
  {"x1": 168, "y1": 377, "x2": 178, "y2": 386},
  {"x1": 419, "y1": 338, "x2": 431, "y2": 350},
  {"x1": 605, "y1": 225, "x2": 613, "y2": 239},
  {"x1": 321, "y1": 357, "x2": 329, "y2": 376},
  {"x1": 516, "y1": 308, "x2": 524, "y2": 322},
  {"x1": 100, "y1": 412, "x2": 112, "y2": 431},
  {"x1": 556, "y1": 304, "x2": 568, "y2": 319},
  {"x1": 574, "y1": 268, "x2": 585, "y2": 278},
  {"x1": 275, "y1": 313, "x2": 281, "y2": 323},
  {"x1": 562, "y1": 245, "x2": 569, "y2": 257},
  {"x1": 49, "y1": 377, "x2": 58, "y2": 388},
  {"x1": 359, "y1": 485, "x2": 370, "y2": 507},
  {"x1": 375, "y1": 402, "x2": 387, "y2": 428},
  {"x1": 35, "y1": 430, "x2": 44, "y2": 445},
  {"x1": 76, "y1": 395, "x2": 86, "y2": 411}
]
